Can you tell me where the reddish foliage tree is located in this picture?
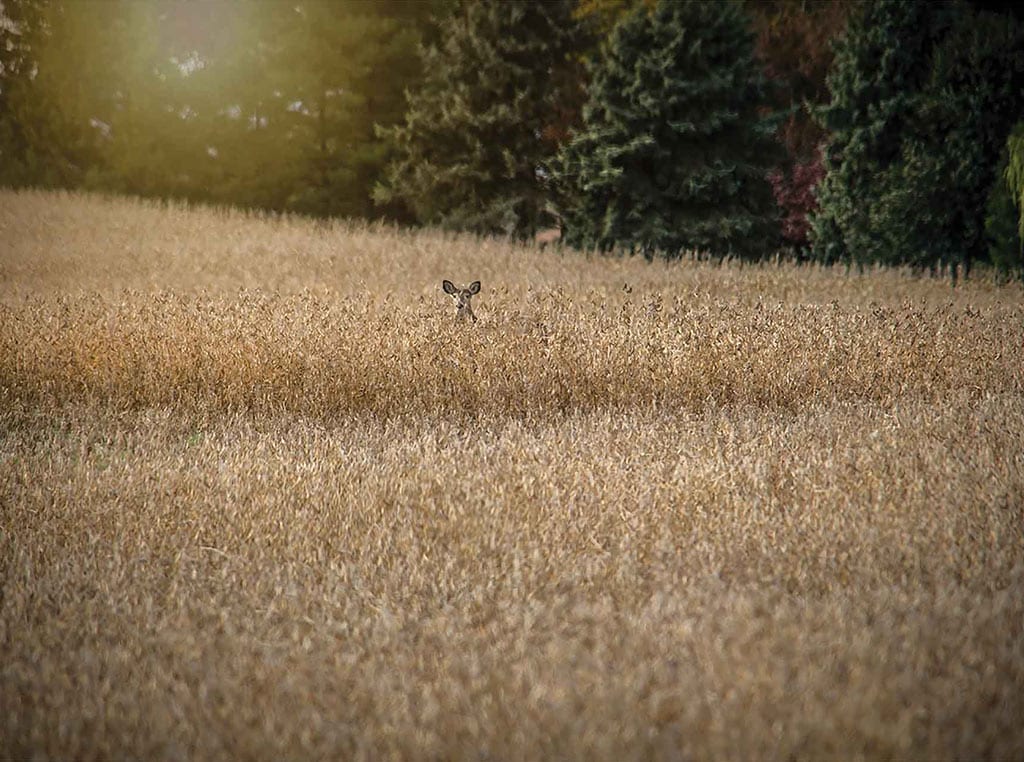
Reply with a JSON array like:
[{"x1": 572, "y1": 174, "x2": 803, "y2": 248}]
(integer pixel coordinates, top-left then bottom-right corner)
[
  {"x1": 769, "y1": 147, "x2": 825, "y2": 247},
  {"x1": 749, "y1": 0, "x2": 854, "y2": 248}
]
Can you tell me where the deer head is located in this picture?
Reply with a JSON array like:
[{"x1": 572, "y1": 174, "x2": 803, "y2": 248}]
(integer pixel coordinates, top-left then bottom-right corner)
[{"x1": 442, "y1": 280, "x2": 481, "y2": 322}]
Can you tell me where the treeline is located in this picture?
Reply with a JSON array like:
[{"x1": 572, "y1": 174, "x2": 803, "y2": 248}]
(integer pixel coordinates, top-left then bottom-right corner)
[
  {"x1": 0, "y1": 0, "x2": 440, "y2": 218},
  {"x1": 1, "y1": 0, "x2": 1023, "y2": 275}
]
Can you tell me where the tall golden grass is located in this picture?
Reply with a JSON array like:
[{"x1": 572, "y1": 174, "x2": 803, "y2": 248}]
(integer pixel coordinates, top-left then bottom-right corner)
[{"x1": 2, "y1": 188, "x2": 1023, "y2": 760}]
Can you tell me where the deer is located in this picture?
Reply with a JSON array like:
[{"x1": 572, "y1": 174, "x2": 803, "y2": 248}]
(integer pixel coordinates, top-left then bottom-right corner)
[{"x1": 442, "y1": 280, "x2": 481, "y2": 322}]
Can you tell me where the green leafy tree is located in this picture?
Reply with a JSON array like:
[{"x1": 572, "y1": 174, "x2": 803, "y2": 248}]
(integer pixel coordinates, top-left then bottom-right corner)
[
  {"x1": 377, "y1": 0, "x2": 585, "y2": 237},
  {"x1": 173, "y1": 2, "x2": 304, "y2": 210},
  {"x1": 985, "y1": 122, "x2": 1024, "y2": 277},
  {"x1": 1005, "y1": 122, "x2": 1024, "y2": 247},
  {"x1": 1, "y1": 0, "x2": 434, "y2": 218},
  {"x1": 80, "y1": 2, "x2": 197, "y2": 198},
  {"x1": 810, "y1": 0, "x2": 1024, "y2": 278},
  {"x1": 147, "y1": 0, "x2": 435, "y2": 216},
  {"x1": 0, "y1": 0, "x2": 39, "y2": 185},
  {"x1": 554, "y1": 0, "x2": 781, "y2": 260},
  {"x1": 0, "y1": 0, "x2": 246, "y2": 199},
  {"x1": 0, "y1": 0, "x2": 101, "y2": 188}
]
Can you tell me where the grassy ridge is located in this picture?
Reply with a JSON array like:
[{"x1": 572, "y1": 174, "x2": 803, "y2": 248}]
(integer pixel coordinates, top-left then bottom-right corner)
[
  {"x1": 3, "y1": 291, "x2": 1021, "y2": 417},
  {"x1": 2, "y1": 189, "x2": 1024, "y2": 759}
]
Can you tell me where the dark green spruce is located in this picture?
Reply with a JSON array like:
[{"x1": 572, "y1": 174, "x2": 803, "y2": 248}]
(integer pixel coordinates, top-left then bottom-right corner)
[
  {"x1": 553, "y1": 0, "x2": 782, "y2": 260},
  {"x1": 810, "y1": 0, "x2": 1024, "y2": 279},
  {"x1": 376, "y1": 0, "x2": 585, "y2": 238}
]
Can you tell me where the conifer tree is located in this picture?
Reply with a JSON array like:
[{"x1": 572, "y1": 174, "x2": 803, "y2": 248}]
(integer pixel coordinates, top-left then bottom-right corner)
[
  {"x1": 270, "y1": 0, "x2": 435, "y2": 219},
  {"x1": 554, "y1": 0, "x2": 781, "y2": 260},
  {"x1": 376, "y1": 0, "x2": 584, "y2": 237},
  {"x1": 810, "y1": 0, "x2": 1024, "y2": 277}
]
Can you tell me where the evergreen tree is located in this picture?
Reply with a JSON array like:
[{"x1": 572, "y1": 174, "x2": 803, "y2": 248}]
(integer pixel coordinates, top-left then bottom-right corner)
[
  {"x1": 554, "y1": 0, "x2": 781, "y2": 260},
  {"x1": 376, "y1": 0, "x2": 585, "y2": 237},
  {"x1": 809, "y1": 0, "x2": 941, "y2": 267},
  {"x1": 810, "y1": 0, "x2": 1024, "y2": 277}
]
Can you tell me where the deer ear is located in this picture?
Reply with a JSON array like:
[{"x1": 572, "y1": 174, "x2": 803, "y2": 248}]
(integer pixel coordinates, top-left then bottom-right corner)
[
  {"x1": 442, "y1": 280, "x2": 456, "y2": 295},
  {"x1": 468, "y1": 281, "x2": 481, "y2": 295}
]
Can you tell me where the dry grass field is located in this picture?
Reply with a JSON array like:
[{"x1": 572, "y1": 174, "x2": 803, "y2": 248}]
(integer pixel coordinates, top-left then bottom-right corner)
[{"x1": 2, "y1": 188, "x2": 1023, "y2": 760}]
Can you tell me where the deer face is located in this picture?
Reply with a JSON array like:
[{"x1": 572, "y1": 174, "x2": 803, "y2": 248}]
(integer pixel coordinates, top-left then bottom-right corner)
[{"x1": 442, "y1": 280, "x2": 481, "y2": 321}]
